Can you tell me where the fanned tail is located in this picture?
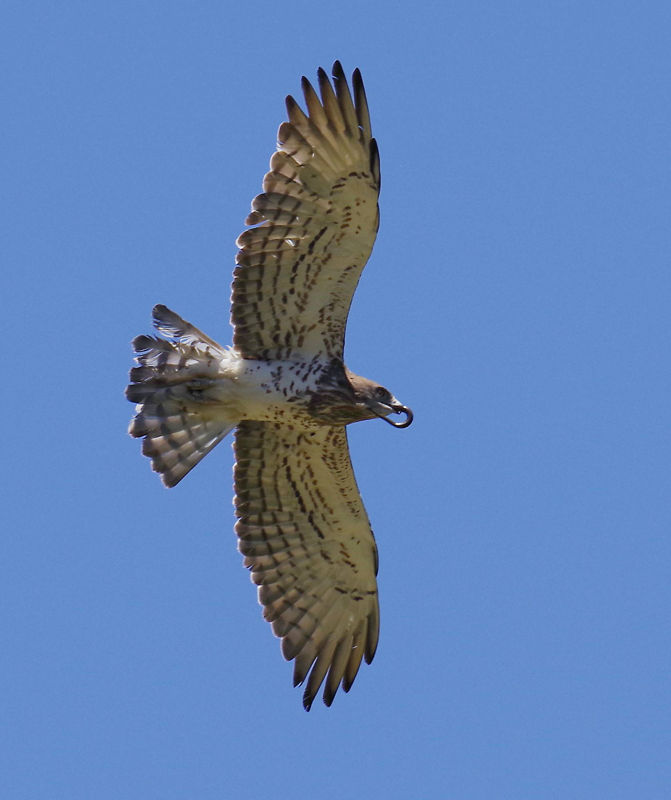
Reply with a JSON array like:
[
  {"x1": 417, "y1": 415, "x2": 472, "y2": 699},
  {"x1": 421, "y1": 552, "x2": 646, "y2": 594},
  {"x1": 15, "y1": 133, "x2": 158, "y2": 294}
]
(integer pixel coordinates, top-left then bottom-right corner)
[{"x1": 126, "y1": 305, "x2": 238, "y2": 487}]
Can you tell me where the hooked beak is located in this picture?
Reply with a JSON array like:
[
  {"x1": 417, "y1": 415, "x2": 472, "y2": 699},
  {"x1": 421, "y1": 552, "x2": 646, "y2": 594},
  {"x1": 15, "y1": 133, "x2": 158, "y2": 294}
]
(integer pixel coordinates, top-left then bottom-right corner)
[{"x1": 377, "y1": 403, "x2": 414, "y2": 429}]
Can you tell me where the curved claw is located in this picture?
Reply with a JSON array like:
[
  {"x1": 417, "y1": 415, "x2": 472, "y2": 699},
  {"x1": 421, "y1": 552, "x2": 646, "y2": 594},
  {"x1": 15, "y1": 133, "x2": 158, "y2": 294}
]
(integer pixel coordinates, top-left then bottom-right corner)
[{"x1": 381, "y1": 405, "x2": 413, "y2": 429}]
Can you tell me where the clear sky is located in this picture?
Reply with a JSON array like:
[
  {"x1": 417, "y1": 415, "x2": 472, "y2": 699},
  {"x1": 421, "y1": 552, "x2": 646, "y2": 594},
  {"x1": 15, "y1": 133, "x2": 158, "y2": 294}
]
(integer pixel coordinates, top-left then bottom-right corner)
[{"x1": 3, "y1": 2, "x2": 670, "y2": 798}]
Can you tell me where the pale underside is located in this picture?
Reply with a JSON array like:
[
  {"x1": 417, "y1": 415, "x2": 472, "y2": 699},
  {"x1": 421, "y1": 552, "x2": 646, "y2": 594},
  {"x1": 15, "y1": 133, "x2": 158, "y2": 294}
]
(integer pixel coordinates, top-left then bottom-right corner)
[
  {"x1": 230, "y1": 63, "x2": 384, "y2": 709},
  {"x1": 234, "y1": 421, "x2": 379, "y2": 708}
]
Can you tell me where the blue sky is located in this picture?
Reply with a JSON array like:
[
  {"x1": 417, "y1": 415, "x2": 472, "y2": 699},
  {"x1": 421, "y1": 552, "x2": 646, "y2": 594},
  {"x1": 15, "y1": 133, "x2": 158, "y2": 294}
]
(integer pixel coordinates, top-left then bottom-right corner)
[{"x1": 3, "y1": 2, "x2": 670, "y2": 798}]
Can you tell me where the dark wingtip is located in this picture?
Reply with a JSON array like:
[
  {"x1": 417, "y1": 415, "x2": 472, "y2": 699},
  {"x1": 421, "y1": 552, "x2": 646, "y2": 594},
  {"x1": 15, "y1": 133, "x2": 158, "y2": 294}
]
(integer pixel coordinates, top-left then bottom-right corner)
[
  {"x1": 369, "y1": 137, "x2": 380, "y2": 185},
  {"x1": 322, "y1": 687, "x2": 336, "y2": 707}
]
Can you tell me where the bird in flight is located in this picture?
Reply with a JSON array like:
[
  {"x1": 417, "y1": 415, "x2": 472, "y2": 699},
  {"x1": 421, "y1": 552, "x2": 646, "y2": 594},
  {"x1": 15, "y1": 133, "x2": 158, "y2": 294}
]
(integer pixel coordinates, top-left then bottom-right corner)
[{"x1": 127, "y1": 62, "x2": 412, "y2": 710}]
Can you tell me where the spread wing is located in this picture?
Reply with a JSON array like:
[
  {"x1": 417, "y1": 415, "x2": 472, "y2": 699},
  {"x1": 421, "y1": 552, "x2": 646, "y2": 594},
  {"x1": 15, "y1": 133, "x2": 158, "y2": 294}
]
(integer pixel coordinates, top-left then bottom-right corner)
[
  {"x1": 232, "y1": 61, "x2": 381, "y2": 362},
  {"x1": 233, "y1": 421, "x2": 380, "y2": 710}
]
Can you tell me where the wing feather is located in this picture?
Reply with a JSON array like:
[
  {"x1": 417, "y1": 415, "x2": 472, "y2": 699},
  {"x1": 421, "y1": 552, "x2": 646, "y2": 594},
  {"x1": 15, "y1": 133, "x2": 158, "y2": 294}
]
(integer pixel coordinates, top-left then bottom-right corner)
[
  {"x1": 234, "y1": 420, "x2": 380, "y2": 710},
  {"x1": 332, "y1": 61, "x2": 359, "y2": 136},
  {"x1": 352, "y1": 68, "x2": 372, "y2": 141},
  {"x1": 302, "y1": 632, "x2": 342, "y2": 711},
  {"x1": 232, "y1": 62, "x2": 381, "y2": 361},
  {"x1": 317, "y1": 67, "x2": 346, "y2": 133},
  {"x1": 343, "y1": 621, "x2": 367, "y2": 692},
  {"x1": 323, "y1": 633, "x2": 354, "y2": 707}
]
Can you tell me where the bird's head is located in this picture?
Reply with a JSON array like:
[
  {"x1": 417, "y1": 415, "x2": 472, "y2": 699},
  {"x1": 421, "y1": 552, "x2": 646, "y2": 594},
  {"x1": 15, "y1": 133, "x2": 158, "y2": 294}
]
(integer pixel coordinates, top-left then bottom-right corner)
[
  {"x1": 347, "y1": 372, "x2": 413, "y2": 429},
  {"x1": 308, "y1": 361, "x2": 413, "y2": 427}
]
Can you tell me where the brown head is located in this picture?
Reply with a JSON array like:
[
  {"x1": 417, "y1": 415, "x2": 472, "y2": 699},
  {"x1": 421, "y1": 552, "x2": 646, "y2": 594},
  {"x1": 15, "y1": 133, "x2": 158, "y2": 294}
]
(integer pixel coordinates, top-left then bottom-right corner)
[{"x1": 308, "y1": 361, "x2": 413, "y2": 428}]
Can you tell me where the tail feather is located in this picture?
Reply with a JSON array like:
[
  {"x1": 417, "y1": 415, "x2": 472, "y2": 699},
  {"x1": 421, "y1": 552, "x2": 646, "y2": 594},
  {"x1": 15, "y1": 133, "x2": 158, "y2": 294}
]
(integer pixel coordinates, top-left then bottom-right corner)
[
  {"x1": 151, "y1": 303, "x2": 225, "y2": 348},
  {"x1": 129, "y1": 404, "x2": 233, "y2": 487},
  {"x1": 127, "y1": 305, "x2": 238, "y2": 487}
]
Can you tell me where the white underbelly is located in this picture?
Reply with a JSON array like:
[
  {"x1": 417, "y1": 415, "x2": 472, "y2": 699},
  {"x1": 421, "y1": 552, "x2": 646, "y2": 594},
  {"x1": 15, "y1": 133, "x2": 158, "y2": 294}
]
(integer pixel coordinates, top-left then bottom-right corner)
[{"x1": 206, "y1": 353, "x2": 322, "y2": 425}]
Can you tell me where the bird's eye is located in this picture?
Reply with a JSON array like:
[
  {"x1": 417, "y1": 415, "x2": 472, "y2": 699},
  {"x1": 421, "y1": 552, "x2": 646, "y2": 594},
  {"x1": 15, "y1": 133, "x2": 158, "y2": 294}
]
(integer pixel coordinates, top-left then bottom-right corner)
[{"x1": 374, "y1": 386, "x2": 388, "y2": 400}]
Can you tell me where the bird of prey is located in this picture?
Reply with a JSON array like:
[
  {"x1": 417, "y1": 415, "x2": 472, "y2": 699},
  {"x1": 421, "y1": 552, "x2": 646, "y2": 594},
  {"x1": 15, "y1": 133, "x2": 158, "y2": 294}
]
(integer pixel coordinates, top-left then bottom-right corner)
[{"x1": 127, "y1": 62, "x2": 413, "y2": 710}]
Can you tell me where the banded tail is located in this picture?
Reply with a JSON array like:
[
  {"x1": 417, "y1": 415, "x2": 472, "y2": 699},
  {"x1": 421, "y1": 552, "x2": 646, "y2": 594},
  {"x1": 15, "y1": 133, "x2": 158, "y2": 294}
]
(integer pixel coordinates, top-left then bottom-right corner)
[{"x1": 126, "y1": 305, "x2": 238, "y2": 487}]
